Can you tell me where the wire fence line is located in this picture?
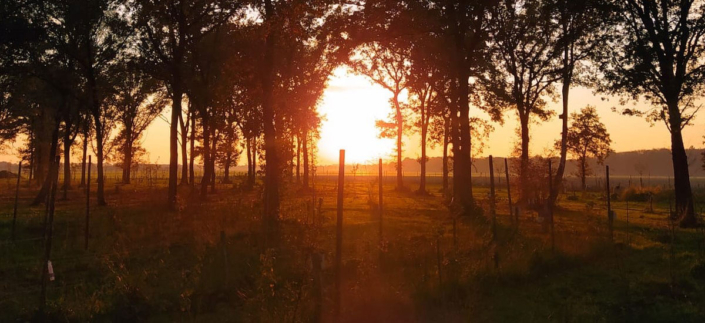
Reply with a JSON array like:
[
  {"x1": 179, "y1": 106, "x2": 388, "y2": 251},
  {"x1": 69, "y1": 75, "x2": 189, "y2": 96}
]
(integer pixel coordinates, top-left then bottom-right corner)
[{"x1": 2, "y1": 163, "x2": 702, "y2": 315}]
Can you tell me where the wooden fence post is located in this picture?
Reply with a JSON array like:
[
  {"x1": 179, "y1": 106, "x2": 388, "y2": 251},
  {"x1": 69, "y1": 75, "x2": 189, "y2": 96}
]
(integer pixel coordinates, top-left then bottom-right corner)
[
  {"x1": 606, "y1": 165, "x2": 613, "y2": 242},
  {"x1": 11, "y1": 161, "x2": 22, "y2": 241},
  {"x1": 626, "y1": 200, "x2": 630, "y2": 246},
  {"x1": 548, "y1": 159, "x2": 555, "y2": 252},
  {"x1": 335, "y1": 149, "x2": 345, "y2": 319},
  {"x1": 85, "y1": 156, "x2": 91, "y2": 250},
  {"x1": 505, "y1": 158, "x2": 513, "y2": 221},
  {"x1": 40, "y1": 156, "x2": 60, "y2": 314},
  {"x1": 489, "y1": 156, "x2": 498, "y2": 269},
  {"x1": 379, "y1": 158, "x2": 383, "y2": 243}
]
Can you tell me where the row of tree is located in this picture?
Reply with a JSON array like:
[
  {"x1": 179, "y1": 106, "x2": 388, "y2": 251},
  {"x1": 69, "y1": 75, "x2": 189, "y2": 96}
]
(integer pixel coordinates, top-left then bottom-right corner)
[
  {"x1": 344, "y1": 0, "x2": 703, "y2": 227},
  {"x1": 0, "y1": 0, "x2": 336, "y2": 213},
  {"x1": 2, "y1": 0, "x2": 704, "y2": 228}
]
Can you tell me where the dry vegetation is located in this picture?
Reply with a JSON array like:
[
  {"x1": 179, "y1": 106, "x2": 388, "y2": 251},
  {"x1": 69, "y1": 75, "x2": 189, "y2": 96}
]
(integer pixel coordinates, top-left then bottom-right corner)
[{"x1": 1, "y1": 174, "x2": 705, "y2": 322}]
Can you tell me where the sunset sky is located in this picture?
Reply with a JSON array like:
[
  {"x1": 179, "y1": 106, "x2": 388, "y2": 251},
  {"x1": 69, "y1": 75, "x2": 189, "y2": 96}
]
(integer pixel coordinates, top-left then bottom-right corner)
[{"x1": 2, "y1": 66, "x2": 703, "y2": 165}]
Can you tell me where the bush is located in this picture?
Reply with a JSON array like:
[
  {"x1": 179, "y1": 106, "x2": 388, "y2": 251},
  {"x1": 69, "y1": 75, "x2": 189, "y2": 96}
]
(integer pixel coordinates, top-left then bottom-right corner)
[{"x1": 620, "y1": 186, "x2": 660, "y2": 202}]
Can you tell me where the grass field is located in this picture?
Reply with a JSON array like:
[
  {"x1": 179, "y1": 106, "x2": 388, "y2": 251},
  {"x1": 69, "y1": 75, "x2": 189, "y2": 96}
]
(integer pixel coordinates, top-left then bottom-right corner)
[{"x1": 1, "y1": 174, "x2": 705, "y2": 322}]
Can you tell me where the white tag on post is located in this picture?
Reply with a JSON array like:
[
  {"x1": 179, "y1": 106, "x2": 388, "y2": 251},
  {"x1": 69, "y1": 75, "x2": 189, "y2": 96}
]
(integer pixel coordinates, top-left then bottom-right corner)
[{"x1": 47, "y1": 260, "x2": 55, "y2": 281}]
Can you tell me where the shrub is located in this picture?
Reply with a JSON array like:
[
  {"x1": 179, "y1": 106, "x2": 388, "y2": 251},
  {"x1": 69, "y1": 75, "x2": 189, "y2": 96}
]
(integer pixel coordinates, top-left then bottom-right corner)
[{"x1": 620, "y1": 186, "x2": 661, "y2": 202}]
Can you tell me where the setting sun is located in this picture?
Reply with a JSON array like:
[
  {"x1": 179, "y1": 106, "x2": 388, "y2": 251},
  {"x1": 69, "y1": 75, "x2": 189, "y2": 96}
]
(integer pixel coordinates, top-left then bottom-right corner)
[{"x1": 317, "y1": 67, "x2": 401, "y2": 165}]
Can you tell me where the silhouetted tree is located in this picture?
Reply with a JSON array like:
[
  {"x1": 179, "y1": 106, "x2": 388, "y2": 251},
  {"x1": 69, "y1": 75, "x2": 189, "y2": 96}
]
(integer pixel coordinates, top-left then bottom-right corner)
[
  {"x1": 558, "y1": 106, "x2": 611, "y2": 191},
  {"x1": 350, "y1": 41, "x2": 411, "y2": 190},
  {"x1": 442, "y1": 0, "x2": 496, "y2": 215},
  {"x1": 599, "y1": 0, "x2": 705, "y2": 227},
  {"x1": 110, "y1": 65, "x2": 165, "y2": 184},
  {"x1": 407, "y1": 38, "x2": 445, "y2": 194},
  {"x1": 487, "y1": 0, "x2": 560, "y2": 205},
  {"x1": 546, "y1": 0, "x2": 614, "y2": 206},
  {"x1": 133, "y1": 0, "x2": 240, "y2": 208}
]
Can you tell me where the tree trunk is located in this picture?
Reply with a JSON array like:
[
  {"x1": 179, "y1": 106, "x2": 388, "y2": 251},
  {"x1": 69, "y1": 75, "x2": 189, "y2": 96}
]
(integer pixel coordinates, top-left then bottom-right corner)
[
  {"x1": 210, "y1": 128, "x2": 217, "y2": 193},
  {"x1": 180, "y1": 111, "x2": 188, "y2": 185},
  {"x1": 262, "y1": 0, "x2": 280, "y2": 231},
  {"x1": 246, "y1": 136, "x2": 253, "y2": 187},
  {"x1": 393, "y1": 94, "x2": 404, "y2": 190},
  {"x1": 669, "y1": 103, "x2": 696, "y2": 227},
  {"x1": 253, "y1": 138, "x2": 258, "y2": 184},
  {"x1": 33, "y1": 122, "x2": 60, "y2": 205},
  {"x1": 200, "y1": 117, "x2": 211, "y2": 198},
  {"x1": 62, "y1": 126, "x2": 71, "y2": 200},
  {"x1": 296, "y1": 135, "x2": 301, "y2": 183},
  {"x1": 29, "y1": 135, "x2": 34, "y2": 182},
  {"x1": 123, "y1": 140, "x2": 133, "y2": 185},
  {"x1": 224, "y1": 153, "x2": 231, "y2": 184},
  {"x1": 168, "y1": 86, "x2": 182, "y2": 209},
  {"x1": 550, "y1": 68, "x2": 571, "y2": 206},
  {"x1": 122, "y1": 130, "x2": 133, "y2": 184},
  {"x1": 93, "y1": 114, "x2": 106, "y2": 206},
  {"x1": 189, "y1": 112, "x2": 195, "y2": 186},
  {"x1": 442, "y1": 115, "x2": 449, "y2": 193},
  {"x1": 519, "y1": 111, "x2": 530, "y2": 205},
  {"x1": 35, "y1": 110, "x2": 52, "y2": 184},
  {"x1": 303, "y1": 130, "x2": 309, "y2": 189},
  {"x1": 79, "y1": 129, "x2": 87, "y2": 187},
  {"x1": 449, "y1": 3, "x2": 476, "y2": 213},
  {"x1": 580, "y1": 157, "x2": 587, "y2": 191},
  {"x1": 453, "y1": 70, "x2": 475, "y2": 210},
  {"x1": 419, "y1": 105, "x2": 427, "y2": 194}
]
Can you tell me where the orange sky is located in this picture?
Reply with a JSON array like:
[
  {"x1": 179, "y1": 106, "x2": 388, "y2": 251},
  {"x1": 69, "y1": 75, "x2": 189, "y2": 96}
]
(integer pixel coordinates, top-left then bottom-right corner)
[
  {"x1": 1, "y1": 66, "x2": 703, "y2": 165},
  {"x1": 314, "y1": 67, "x2": 704, "y2": 164}
]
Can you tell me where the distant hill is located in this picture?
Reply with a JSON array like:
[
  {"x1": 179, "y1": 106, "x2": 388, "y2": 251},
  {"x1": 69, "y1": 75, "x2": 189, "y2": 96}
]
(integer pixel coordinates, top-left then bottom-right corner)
[{"x1": 395, "y1": 148, "x2": 705, "y2": 177}]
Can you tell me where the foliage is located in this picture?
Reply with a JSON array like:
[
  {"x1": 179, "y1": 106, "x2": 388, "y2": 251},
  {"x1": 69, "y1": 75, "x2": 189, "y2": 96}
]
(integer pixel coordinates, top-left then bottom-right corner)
[{"x1": 559, "y1": 106, "x2": 612, "y2": 187}]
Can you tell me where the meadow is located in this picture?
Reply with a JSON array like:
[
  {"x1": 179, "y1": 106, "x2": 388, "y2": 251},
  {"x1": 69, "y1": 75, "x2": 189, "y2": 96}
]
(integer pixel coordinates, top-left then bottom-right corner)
[{"x1": 1, "y1": 173, "x2": 705, "y2": 322}]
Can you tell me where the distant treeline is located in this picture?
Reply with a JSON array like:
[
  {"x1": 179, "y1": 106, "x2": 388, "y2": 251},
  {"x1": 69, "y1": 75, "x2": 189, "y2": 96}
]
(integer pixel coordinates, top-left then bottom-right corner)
[{"x1": 13, "y1": 148, "x2": 693, "y2": 178}]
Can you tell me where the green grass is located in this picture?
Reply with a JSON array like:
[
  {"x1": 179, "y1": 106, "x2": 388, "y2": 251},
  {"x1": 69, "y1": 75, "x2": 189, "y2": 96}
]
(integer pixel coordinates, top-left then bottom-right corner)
[{"x1": 1, "y1": 176, "x2": 704, "y2": 322}]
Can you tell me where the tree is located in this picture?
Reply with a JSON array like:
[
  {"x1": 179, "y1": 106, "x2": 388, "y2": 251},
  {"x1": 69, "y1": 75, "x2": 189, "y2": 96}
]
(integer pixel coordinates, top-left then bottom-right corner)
[
  {"x1": 0, "y1": 0, "x2": 41, "y2": 146},
  {"x1": 427, "y1": 80, "x2": 454, "y2": 194},
  {"x1": 178, "y1": 102, "x2": 191, "y2": 186},
  {"x1": 187, "y1": 25, "x2": 241, "y2": 198},
  {"x1": 0, "y1": 77, "x2": 28, "y2": 146},
  {"x1": 407, "y1": 33, "x2": 447, "y2": 195},
  {"x1": 557, "y1": 106, "x2": 611, "y2": 191},
  {"x1": 486, "y1": 0, "x2": 560, "y2": 205},
  {"x1": 347, "y1": 0, "x2": 495, "y2": 212},
  {"x1": 110, "y1": 66, "x2": 165, "y2": 184},
  {"x1": 69, "y1": 0, "x2": 126, "y2": 206},
  {"x1": 350, "y1": 41, "x2": 411, "y2": 190},
  {"x1": 257, "y1": 0, "x2": 346, "y2": 228},
  {"x1": 634, "y1": 161, "x2": 648, "y2": 186},
  {"x1": 15, "y1": 0, "x2": 107, "y2": 206},
  {"x1": 216, "y1": 112, "x2": 241, "y2": 184},
  {"x1": 261, "y1": 0, "x2": 279, "y2": 229},
  {"x1": 546, "y1": 0, "x2": 614, "y2": 207},
  {"x1": 133, "y1": 0, "x2": 240, "y2": 209},
  {"x1": 29, "y1": 0, "x2": 130, "y2": 206},
  {"x1": 442, "y1": 0, "x2": 496, "y2": 215},
  {"x1": 600, "y1": 0, "x2": 705, "y2": 227},
  {"x1": 59, "y1": 96, "x2": 83, "y2": 200}
]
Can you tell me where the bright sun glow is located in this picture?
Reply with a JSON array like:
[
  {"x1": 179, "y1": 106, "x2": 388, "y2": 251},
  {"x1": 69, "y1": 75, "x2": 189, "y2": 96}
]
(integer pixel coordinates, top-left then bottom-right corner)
[{"x1": 317, "y1": 67, "x2": 399, "y2": 164}]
